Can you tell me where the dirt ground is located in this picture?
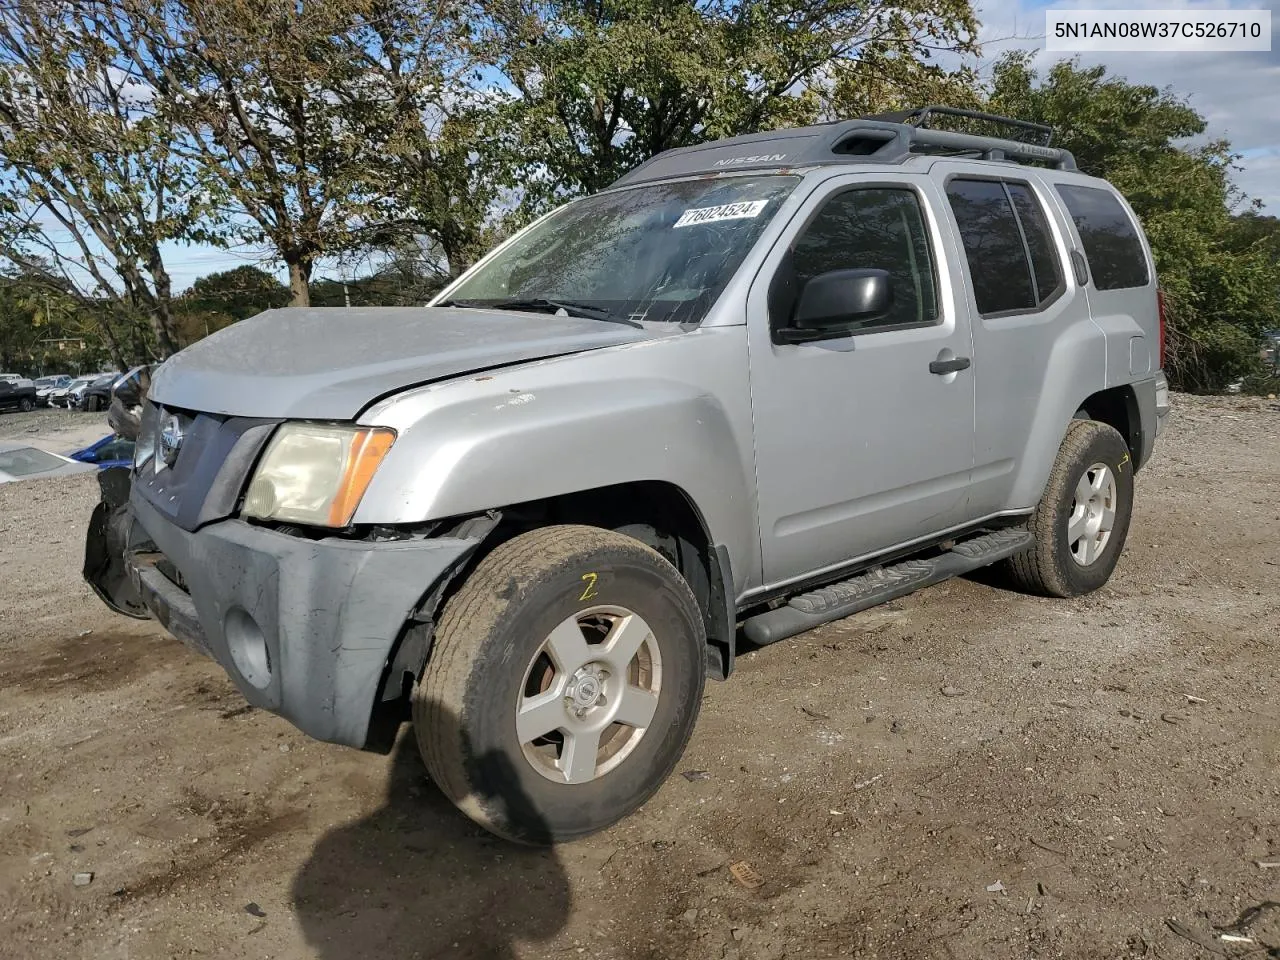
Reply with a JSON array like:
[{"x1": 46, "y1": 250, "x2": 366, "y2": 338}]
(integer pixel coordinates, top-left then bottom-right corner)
[{"x1": 0, "y1": 396, "x2": 1277, "y2": 960}]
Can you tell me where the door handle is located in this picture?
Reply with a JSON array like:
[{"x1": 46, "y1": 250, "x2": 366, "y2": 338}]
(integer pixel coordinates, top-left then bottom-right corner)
[{"x1": 929, "y1": 356, "x2": 971, "y2": 375}]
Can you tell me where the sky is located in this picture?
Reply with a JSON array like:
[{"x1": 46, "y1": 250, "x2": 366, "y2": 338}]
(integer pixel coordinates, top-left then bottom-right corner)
[
  {"x1": 974, "y1": 0, "x2": 1279, "y2": 210},
  {"x1": 114, "y1": 0, "x2": 1280, "y2": 290}
]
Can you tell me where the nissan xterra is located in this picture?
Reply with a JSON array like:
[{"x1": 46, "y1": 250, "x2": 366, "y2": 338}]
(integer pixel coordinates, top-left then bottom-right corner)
[{"x1": 85, "y1": 106, "x2": 1172, "y2": 843}]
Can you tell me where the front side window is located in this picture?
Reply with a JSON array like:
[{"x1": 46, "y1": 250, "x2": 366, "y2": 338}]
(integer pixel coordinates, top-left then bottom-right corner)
[
  {"x1": 770, "y1": 187, "x2": 939, "y2": 333},
  {"x1": 946, "y1": 178, "x2": 1064, "y2": 316},
  {"x1": 446, "y1": 176, "x2": 799, "y2": 325},
  {"x1": 1056, "y1": 184, "x2": 1150, "y2": 290}
]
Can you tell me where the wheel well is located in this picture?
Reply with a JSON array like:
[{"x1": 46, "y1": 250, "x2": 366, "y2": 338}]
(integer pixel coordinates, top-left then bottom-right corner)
[
  {"x1": 493, "y1": 481, "x2": 734, "y2": 680},
  {"x1": 1077, "y1": 385, "x2": 1144, "y2": 470},
  {"x1": 368, "y1": 481, "x2": 735, "y2": 747}
]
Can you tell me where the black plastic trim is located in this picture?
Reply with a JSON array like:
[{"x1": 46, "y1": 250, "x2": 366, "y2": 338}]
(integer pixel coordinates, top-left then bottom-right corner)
[{"x1": 705, "y1": 545, "x2": 736, "y2": 680}]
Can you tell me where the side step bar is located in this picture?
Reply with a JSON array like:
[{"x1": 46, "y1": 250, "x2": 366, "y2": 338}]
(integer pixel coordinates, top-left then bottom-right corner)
[{"x1": 742, "y1": 528, "x2": 1034, "y2": 646}]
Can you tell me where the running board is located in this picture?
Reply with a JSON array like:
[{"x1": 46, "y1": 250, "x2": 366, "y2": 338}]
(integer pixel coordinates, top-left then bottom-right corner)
[{"x1": 742, "y1": 528, "x2": 1033, "y2": 647}]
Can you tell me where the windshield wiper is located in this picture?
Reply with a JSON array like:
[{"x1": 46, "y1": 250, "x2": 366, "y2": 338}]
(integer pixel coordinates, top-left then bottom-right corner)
[{"x1": 438, "y1": 297, "x2": 643, "y2": 329}]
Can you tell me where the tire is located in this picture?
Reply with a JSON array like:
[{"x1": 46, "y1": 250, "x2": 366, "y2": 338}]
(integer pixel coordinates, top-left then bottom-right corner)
[
  {"x1": 18, "y1": 398, "x2": 33, "y2": 413},
  {"x1": 85, "y1": 395, "x2": 100, "y2": 412},
  {"x1": 414, "y1": 524, "x2": 706, "y2": 844},
  {"x1": 1006, "y1": 419, "x2": 1135, "y2": 597}
]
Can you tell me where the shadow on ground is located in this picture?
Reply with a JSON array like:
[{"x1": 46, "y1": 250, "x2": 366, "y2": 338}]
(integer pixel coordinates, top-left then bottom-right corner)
[{"x1": 292, "y1": 719, "x2": 571, "y2": 960}]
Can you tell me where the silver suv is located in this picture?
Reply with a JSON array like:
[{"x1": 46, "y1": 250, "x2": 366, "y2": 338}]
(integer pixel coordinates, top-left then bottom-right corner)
[{"x1": 86, "y1": 106, "x2": 1171, "y2": 843}]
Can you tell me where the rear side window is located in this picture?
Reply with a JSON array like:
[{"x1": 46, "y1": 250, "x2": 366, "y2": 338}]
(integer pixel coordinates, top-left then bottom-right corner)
[
  {"x1": 1006, "y1": 184, "x2": 1063, "y2": 304},
  {"x1": 945, "y1": 178, "x2": 1064, "y2": 316},
  {"x1": 1056, "y1": 184, "x2": 1150, "y2": 290}
]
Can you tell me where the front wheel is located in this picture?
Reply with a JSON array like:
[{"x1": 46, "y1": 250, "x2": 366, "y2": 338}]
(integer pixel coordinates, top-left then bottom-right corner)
[
  {"x1": 413, "y1": 525, "x2": 706, "y2": 844},
  {"x1": 1006, "y1": 419, "x2": 1135, "y2": 597},
  {"x1": 18, "y1": 397, "x2": 33, "y2": 413}
]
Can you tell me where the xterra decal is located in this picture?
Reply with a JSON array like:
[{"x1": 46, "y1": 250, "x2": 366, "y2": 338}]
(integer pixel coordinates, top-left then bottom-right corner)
[{"x1": 674, "y1": 200, "x2": 769, "y2": 228}]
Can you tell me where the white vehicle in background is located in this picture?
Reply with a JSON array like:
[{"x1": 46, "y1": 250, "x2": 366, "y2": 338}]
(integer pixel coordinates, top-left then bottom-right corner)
[
  {"x1": 34, "y1": 375, "x2": 74, "y2": 406},
  {"x1": 51, "y1": 375, "x2": 96, "y2": 408},
  {"x1": 67, "y1": 373, "x2": 118, "y2": 410}
]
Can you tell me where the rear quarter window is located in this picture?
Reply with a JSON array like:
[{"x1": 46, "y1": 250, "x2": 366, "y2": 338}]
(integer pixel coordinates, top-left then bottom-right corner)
[{"x1": 1056, "y1": 184, "x2": 1150, "y2": 290}]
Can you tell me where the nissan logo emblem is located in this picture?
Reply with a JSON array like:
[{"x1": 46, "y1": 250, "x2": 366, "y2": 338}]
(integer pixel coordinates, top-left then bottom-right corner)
[{"x1": 159, "y1": 414, "x2": 184, "y2": 468}]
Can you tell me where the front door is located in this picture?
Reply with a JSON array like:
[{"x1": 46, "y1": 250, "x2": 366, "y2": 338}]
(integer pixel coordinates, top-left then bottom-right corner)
[{"x1": 748, "y1": 175, "x2": 976, "y2": 587}]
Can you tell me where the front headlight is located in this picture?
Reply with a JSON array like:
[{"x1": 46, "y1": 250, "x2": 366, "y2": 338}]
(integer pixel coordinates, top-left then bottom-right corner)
[{"x1": 242, "y1": 423, "x2": 396, "y2": 527}]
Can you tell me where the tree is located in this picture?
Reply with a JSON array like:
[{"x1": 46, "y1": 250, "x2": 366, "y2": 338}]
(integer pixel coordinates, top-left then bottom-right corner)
[
  {"x1": 0, "y1": 264, "x2": 110, "y2": 373},
  {"x1": 184, "y1": 266, "x2": 291, "y2": 321},
  {"x1": 989, "y1": 55, "x2": 1280, "y2": 392},
  {"x1": 96, "y1": 0, "x2": 480, "y2": 305},
  {"x1": 486, "y1": 0, "x2": 980, "y2": 207},
  {"x1": 173, "y1": 264, "x2": 291, "y2": 341},
  {"x1": 0, "y1": 1, "x2": 208, "y2": 361}
]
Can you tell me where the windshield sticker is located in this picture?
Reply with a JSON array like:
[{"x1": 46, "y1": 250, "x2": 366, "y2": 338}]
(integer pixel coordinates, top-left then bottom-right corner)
[{"x1": 673, "y1": 200, "x2": 769, "y2": 228}]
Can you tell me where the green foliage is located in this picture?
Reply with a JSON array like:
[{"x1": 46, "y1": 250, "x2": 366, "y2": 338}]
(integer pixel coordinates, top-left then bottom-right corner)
[
  {"x1": 990, "y1": 54, "x2": 1280, "y2": 392},
  {"x1": 489, "y1": 0, "x2": 979, "y2": 205},
  {"x1": 185, "y1": 267, "x2": 291, "y2": 322},
  {"x1": 0, "y1": 6, "x2": 206, "y2": 360},
  {"x1": 0, "y1": 265, "x2": 111, "y2": 374},
  {"x1": 0, "y1": 1, "x2": 1274, "y2": 395}
]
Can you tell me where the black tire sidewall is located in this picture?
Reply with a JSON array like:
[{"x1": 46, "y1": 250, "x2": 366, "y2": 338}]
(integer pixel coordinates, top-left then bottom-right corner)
[
  {"x1": 458, "y1": 546, "x2": 704, "y2": 842},
  {"x1": 1049, "y1": 427, "x2": 1135, "y2": 594}
]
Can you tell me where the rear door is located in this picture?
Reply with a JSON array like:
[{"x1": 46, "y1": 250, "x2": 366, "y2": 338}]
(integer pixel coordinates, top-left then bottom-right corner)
[
  {"x1": 748, "y1": 174, "x2": 976, "y2": 587},
  {"x1": 935, "y1": 168, "x2": 1102, "y2": 517}
]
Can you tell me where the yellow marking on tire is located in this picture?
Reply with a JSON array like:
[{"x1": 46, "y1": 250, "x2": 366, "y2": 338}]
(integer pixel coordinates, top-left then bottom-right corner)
[{"x1": 579, "y1": 573, "x2": 599, "y2": 602}]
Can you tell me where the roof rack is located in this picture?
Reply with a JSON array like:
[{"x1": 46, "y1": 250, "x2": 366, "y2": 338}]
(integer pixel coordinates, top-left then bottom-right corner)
[
  {"x1": 860, "y1": 105, "x2": 1055, "y2": 148},
  {"x1": 612, "y1": 106, "x2": 1076, "y2": 188}
]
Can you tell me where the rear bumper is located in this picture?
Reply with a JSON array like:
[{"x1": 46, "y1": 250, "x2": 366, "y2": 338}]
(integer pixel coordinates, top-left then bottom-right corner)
[{"x1": 124, "y1": 493, "x2": 483, "y2": 747}]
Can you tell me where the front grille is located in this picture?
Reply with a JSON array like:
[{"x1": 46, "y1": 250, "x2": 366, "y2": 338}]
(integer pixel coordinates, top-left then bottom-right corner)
[{"x1": 134, "y1": 403, "x2": 281, "y2": 532}]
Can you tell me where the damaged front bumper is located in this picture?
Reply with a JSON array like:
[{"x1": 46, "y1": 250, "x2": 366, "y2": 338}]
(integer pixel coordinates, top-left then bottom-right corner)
[{"x1": 84, "y1": 471, "x2": 485, "y2": 748}]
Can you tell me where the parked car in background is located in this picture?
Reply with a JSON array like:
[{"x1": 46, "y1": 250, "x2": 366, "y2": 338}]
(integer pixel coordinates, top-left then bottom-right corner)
[
  {"x1": 51, "y1": 375, "x2": 95, "y2": 407},
  {"x1": 78, "y1": 372, "x2": 120, "y2": 412},
  {"x1": 34, "y1": 375, "x2": 73, "y2": 406},
  {"x1": 0, "y1": 376, "x2": 37, "y2": 414},
  {"x1": 0, "y1": 441, "x2": 96, "y2": 482},
  {"x1": 106, "y1": 365, "x2": 152, "y2": 439},
  {"x1": 69, "y1": 434, "x2": 136, "y2": 470},
  {"x1": 71, "y1": 372, "x2": 119, "y2": 411}
]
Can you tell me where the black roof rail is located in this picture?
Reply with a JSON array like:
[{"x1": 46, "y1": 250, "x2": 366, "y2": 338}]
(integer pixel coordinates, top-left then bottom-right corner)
[
  {"x1": 611, "y1": 106, "x2": 1076, "y2": 187},
  {"x1": 860, "y1": 105, "x2": 1055, "y2": 147}
]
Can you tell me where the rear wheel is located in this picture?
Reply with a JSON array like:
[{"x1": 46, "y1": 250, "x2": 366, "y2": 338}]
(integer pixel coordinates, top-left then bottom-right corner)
[
  {"x1": 18, "y1": 397, "x2": 33, "y2": 413},
  {"x1": 1006, "y1": 419, "x2": 1135, "y2": 597},
  {"x1": 413, "y1": 524, "x2": 705, "y2": 843}
]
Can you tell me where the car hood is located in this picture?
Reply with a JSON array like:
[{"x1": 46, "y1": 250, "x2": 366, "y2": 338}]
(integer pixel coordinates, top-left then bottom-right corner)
[{"x1": 150, "y1": 306, "x2": 670, "y2": 419}]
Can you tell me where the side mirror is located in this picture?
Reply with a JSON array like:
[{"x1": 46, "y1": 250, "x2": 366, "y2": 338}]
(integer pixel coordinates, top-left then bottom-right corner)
[{"x1": 784, "y1": 268, "x2": 893, "y2": 341}]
